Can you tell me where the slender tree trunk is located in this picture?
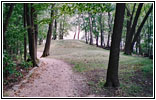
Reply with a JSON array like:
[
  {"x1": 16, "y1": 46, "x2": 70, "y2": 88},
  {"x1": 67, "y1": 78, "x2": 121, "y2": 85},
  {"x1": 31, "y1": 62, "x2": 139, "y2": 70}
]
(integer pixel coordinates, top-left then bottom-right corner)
[
  {"x1": 85, "y1": 28, "x2": 88, "y2": 44},
  {"x1": 100, "y1": 13, "x2": 104, "y2": 48},
  {"x1": 53, "y1": 19, "x2": 57, "y2": 40},
  {"x1": 105, "y1": 3, "x2": 125, "y2": 87},
  {"x1": 124, "y1": 3, "x2": 143, "y2": 55},
  {"x1": 42, "y1": 5, "x2": 54, "y2": 57},
  {"x1": 89, "y1": 13, "x2": 93, "y2": 45},
  {"x1": 138, "y1": 35, "x2": 142, "y2": 55},
  {"x1": 95, "y1": 33, "x2": 98, "y2": 47},
  {"x1": 3, "y1": 3, "x2": 15, "y2": 50},
  {"x1": 107, "y1": 11, "x2": 112, "y2": 48},
  {"x1": 124, "y1": 4, "x2": 136, "y2": 52},
  {"x1": 77, "y1": 14, "x2": 81, "y2": 40},
  {"x1": 23, "y1": 4, "x2": 27, "y2": 61},
  {"x1": 33, "y1": 6, "x2": 38, "y2": 60},
  {"x1": 131, "y1": 4, "x2": 153, "y2": 52},
  {"x1": 73, "y1": 29, "x2": 77, "y2": 39}
]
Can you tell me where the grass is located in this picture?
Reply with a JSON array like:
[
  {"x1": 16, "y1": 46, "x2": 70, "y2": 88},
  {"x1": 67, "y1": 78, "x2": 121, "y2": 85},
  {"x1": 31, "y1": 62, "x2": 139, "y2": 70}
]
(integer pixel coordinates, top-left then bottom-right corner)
[{"x1": 38, "y1": 39, "x2": 153, "y2": 97}]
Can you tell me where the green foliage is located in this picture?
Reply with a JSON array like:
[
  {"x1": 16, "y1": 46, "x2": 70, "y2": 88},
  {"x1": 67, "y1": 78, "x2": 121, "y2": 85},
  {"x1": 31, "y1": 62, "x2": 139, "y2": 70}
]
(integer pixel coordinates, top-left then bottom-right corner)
[
  {"x1": 21, "y1": 60, "x2": 33, "y2": 68},
  {"x1": 3, "y1": 50, "x2": 16, "y2": 76}
]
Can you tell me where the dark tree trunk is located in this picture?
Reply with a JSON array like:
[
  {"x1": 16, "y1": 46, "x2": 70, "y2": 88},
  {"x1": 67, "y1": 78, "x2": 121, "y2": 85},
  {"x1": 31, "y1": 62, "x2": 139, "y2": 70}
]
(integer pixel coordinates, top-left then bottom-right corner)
[
  {"x1": 33, "y1": 6, "x2": 38, "y2": 60},
  {"x1": 96, "y1": 36, "x2": 99, "y2": 47},
  {"x1": 124, "y1": 3, "x2": 143, "y2": 55},
  {"x1": 89, "y1": 13, "x2": 93, "y2": 45},
  {"x1": 100, "y1": 13, "x2": 104, "y2": 48},
  {"x1": 31, "y1": 4, "x2": 37, "y2": 66},
  {"x1": 42, "y1": 5, "x2": 54, "y2": 57},
  {"x1": 105, "y1": 3, "x2": 125, "y2": 87},
  {"x1": 125, "y1": 4, "x2": 136, "y2": 53},
  {"x1": 131, "y1": 4, "x2": 153, "y2": 52},
  {"x1": 24, "y1": 4, "x2": 27, "y2": 61},
  {"x1": 3, "y1": 3, "x2": 15, "y2": 50},
  {"x1": 25, "y1": 3, "x2": 37, "y2": 67},
  {"x1": 53, "y1": 19, "x2": 57, "y2": 40}
]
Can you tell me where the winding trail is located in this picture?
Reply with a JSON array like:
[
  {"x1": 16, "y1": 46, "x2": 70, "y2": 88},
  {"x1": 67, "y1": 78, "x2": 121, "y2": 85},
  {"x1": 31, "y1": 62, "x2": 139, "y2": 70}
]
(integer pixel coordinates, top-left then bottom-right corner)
[{"x1": 6, "y1": 52, "x2": 88, "y2": 97}]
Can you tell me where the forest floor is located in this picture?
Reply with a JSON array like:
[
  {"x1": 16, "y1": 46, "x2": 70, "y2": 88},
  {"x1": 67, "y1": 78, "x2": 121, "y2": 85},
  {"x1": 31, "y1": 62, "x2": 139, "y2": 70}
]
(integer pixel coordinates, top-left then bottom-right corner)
[{"x1": 4, "y1": 40, "x2": 153, "y2": 97}]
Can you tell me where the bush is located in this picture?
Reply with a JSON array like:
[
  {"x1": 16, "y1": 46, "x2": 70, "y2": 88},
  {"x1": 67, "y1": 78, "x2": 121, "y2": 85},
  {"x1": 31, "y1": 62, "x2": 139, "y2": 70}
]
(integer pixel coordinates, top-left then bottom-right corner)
[
  {"x1": 21, "y1": 60, "x2": 33, "y2": 68},
  {"x1": 3, "y1": 50, "x2": 16, "y2": 77}
]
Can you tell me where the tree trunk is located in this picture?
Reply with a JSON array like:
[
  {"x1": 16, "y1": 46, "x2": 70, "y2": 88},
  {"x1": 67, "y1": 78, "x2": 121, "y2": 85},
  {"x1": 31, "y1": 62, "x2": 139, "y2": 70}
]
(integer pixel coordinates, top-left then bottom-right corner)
[
  {"x1": 3, "y1": 3, "x2": 15, "y2": 50},
  {"x1": 85, "y1": 27, "x2": 88, "y2": 44},
  {"x1": 100, "y1": 13, "x2": 104, "y2": 48},
  {"x1": 42, "y1": 4, "x2": 54, "y2": 57},
  {"x1": 89, "y1": 13, "x2": 93, "y2": 45},
  {"x1": 124, "y1": 4, "x2": 136, "y2": 52},
  {"x1": 131, "y1": 4, "x2": 153, "y2": 52},
  {"x1": 124, "y1": 3, "x2": 143, "y2": 55},
  {"x1": 107, "y1": 11, "x2": 112, "y2": 48},
  {"x1": 23, "y1": 4, "x2": 27, "y2": 61},
  {"x1": 105, "y1": 3, "x2": 125, "y2": 87},
  {"x1": 96, "y1": 36, "x2": 99, "y2": 47},
  {"x1": 33, "y1": 6, "x2": 38, "y2": 60},
  {"x1": 25, "y1": 3, "x2": 37, "y2": 67},
  {"x1": 73, "y1": 29, "x2": 77, "y2": 39},
  {"x1": 77, "y1": 14, "x2": 81, "y2": 40},
  {"x1": 53, "y1": 19, "x2": 57, "y2": 40}
]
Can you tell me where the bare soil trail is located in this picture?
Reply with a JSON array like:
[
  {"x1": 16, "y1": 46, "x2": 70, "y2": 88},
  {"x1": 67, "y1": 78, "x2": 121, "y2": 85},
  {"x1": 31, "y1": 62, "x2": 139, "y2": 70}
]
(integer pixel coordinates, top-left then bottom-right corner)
[{"x1": 5, "y1": 52, "x2": 88, "y2": 97}]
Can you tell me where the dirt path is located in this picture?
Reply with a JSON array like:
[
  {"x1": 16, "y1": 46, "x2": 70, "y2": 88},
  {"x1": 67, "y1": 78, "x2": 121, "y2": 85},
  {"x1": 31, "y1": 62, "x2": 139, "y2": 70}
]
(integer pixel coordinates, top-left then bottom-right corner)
[{"x1": 5, "y1": 52, "x2": 88, "y2": 97}]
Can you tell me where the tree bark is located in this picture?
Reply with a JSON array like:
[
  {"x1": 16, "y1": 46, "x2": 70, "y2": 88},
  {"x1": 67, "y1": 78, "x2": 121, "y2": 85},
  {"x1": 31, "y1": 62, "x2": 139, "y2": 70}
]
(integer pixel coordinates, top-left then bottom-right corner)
[
  {"x1": 3, "y1": 3, "x2": 15, "y2": 50},
  {"x1": 105, "y1": 3, "x2": 125, "y2": 87},
  {"x1": 85, "y1": 28, "x2": 88, "y2": 44},
  {"x1": 107, "y1": 11, "x2": 113, "y2": 48},
  {"x1": 131, "y1": 4, "x2": 153, "y2": 52},
  {"x1": 100, "y1": 13, "x2": 104, "y2": 48},
  {"x1": 25, "y1": 3, "x2": 37, "y2": 67},
  {"x1": 124, "y1": 4, "x2": 136, "y2": 53},
  {"x1": 124, "y1": 3, "x2": 143, "y2": 55},
  {"x1": 89, "y1": 13, "x2": 93, "y2": 45},
  {"x1": 77, "y1": 14, "x2": 81, "y2": 40},
  {"x1": 24, "y1": 4, "x2": 27, "y2": 61},
  {"x1": 42, "y1": 4, "x2": 54, "y2": 57},
  {"x1": 53, "y1": 19, "x2": 57, "y2": 40}
]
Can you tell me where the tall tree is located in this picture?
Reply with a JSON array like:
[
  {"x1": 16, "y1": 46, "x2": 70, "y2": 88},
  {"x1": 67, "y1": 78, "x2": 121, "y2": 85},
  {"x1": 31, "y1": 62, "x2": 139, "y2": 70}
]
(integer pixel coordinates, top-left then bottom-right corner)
[
  {"x1": 105, "y1": 3, "x2": 125, "y2": 87},
  {"x1": 33, "y1": 7, "x2": 38, "y2": 60},
  {"x1": 25, "y1": 3, "x2": 37, "y2": 66},
  {"x1": 131, "y1": 4, "x2": 153, "y2": 52},
  {"x1": 100, "y1": 13, "x2": 104, "y2": 48},
  {"x1": 23, "y1": 3, "x2": 27, "y2": 61},
  {"x1": 3, "y1": 3, "x2": 15, "y2": 50},
  {"x1": 42, "y1": 4, "x2": 54, "y2": 57},
  {"x1": 89, "y1": 13, "x2": 93, "y2": 45},
  {"x1": 53, "y1": 19, "x2": 57, "y2": 40},
  {"x1": 124, "y1": 3, "x2": 143, "y2": 55},
  {"x1": 107, "y1": 11, "x2": 113, "y2": 48},
  {"x1": 77, "y1": 14, "x2": 81, "y2": 40},
  {"x1": 125, "y1": 3, "x2": 136, "y2": 52}
]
